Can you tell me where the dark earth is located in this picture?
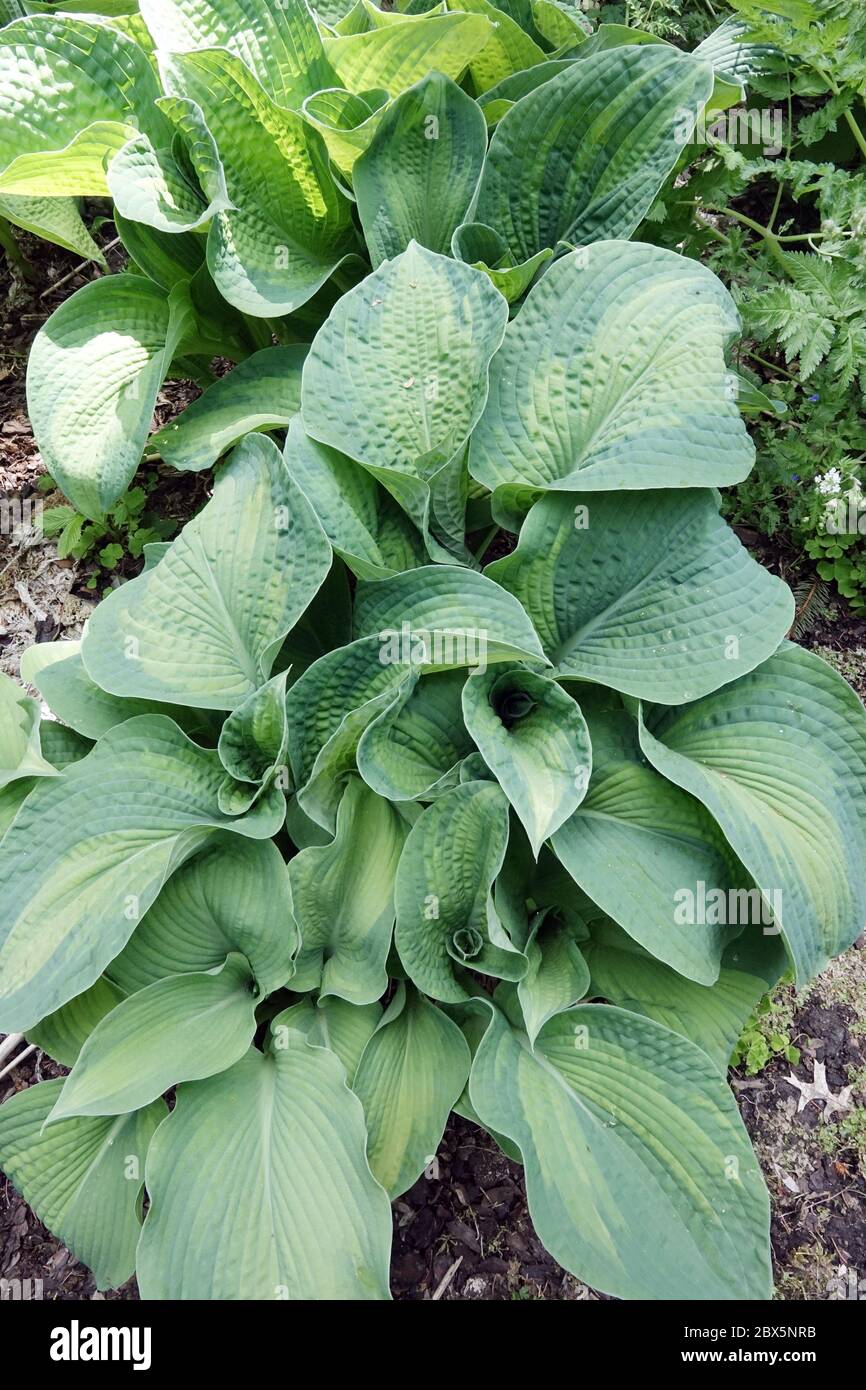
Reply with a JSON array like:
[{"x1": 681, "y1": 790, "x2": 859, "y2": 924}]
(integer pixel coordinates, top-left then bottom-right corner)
[{"x1": 1, "y1": 222, "x2": 865, "y2": 1302}]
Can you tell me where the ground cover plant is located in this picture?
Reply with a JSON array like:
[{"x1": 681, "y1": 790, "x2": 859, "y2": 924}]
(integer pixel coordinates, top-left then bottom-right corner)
[{"x1": 0, "y1": 0, "x2": 865, "y2": 1302}]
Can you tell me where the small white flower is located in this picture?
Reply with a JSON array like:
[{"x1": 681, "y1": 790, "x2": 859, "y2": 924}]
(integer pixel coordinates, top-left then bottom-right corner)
[{"x1": 815, "y1": 468, "x2": 843, "y2": 496}]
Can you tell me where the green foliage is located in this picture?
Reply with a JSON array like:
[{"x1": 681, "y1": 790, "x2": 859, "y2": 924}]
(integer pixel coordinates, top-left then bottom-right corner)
[
  {"x1": 39, "y1": 477, "x2": 177, "y2": 588},
  {"x1": 0, "y1": 0, "x2": 864, "y2": 1307},
  {"x1": 731, "y1": 985, "x2": 801, "y2": 1074}
]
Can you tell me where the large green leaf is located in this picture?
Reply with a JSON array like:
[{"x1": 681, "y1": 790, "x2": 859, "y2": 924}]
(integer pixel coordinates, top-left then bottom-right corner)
[
  {"x1": 140, "y1": 0, "x2": 336, "y2": 107},
  {"x1": 283, "y1": 419, "x2": 427, "y2": 580},
  {"x1": 50, "y1": 955, "x2": 259, "y2": 1120},
  {"x1": 301, "y1": 241, "x2": 508, "y2": 546},
  {"x1": 551, "y1": 688, "x2": 741, "y2": 985},
  {"x1": 216, "y1": 670, "x2": 290, "y2": 813},
  {"x1": 638, "y1": 644, "x2": 866, "y2": 985},
  {"x1": 451, "y1": 221, "x2": 553, "y2": 304},
  {"x1": 353, "y1": 982, "x2": 470, "y2": 1196},
  {"x1": 0, "y1": 670, "x2": 57, "y2": 787},
  {"x1": 0, "y1": 715, "x2": 280, "y2": 1031},
  {"x1": 517, "y1": 911, "x2": 591, "y2": 1045},
  {"x1": 136, "y1": 1034, "x2": 392, "y2": 1299},
  {"x1": 82, "y1": 435, "x2": 331, "y2": 710},
  {"x1": 0, "y1": 1080, "x2": 164, "y2": 1290},
  {"x1": 108, "y1": 834, "x2": 295, "y2": 995},
  {"x1": 468, "y1": 1000, "x2": 772, "y2": 1299},
  {"x1": 357, "y1": 668, "x2": 473, "y2": 800},
  {"x1": 108, "y1": 94, "x2": 232, "y2": 235},
  {"x1": 472, "y1": 44, "x2": 713, "y2": 258},
  {"x1": 470, "y1": 242, "x2": 754, "y2": 498},
  {"x1": 299, "y1": 86, "x2": 388, "y2": 178},
  {"x1": 394, "y1": 780, "x2": 526, "y2": 1002},
  {"x1": 0, "y1": 193, "x2": 105, "y2": 261},
  {"x1": 0, "y1": 16, "x2": 167, "y2": 195},
  {"x1": 27, "y1": 275, "x2": 191, "y2": 519},
  {"x1": 462, "y1": 665, "x2": 591, "y2": 854},
  {"x1": 150, "y1": 346, "x2": 308, "y2": 472},
  {"x1": 272, "y1": 995, "x2": 381, "y2": 1080},
  {"x1": 353, "y1": 73, "x2": 487, "y2": 267},
  {"x1": 26, "y1": 976, "x2": 126, "y2": 1067},
  {"x1": 289, "y1": 776, "x2": 407, "y2": 1003},
  {"x1": 487, "y1": 490, "x2": 793, "y2": 702},
  {"x1": 322, "y1": 10, "x2": 493, "y2": 95},
  {"x1": 160, "y1": 48, "x2": 353, "y2": 316},
  {"x1": 445, "y1": 0, "x2": 546, "y2": 94}
]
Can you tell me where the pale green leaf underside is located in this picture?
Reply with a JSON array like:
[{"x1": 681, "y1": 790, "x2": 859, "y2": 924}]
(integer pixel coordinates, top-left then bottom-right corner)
[{"x1": 0, "y1": 193, "x2": 105, "y2": 262}]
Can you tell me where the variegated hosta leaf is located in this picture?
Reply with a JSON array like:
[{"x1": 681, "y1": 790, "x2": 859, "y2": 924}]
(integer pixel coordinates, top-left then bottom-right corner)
[
  {"x1": 20, "y1": 640, "x2": 220, "y2": 744},
  {"x1": 160, "y1": 48, "x2": 353, "y2": 317},
  {"x1": 551, "y1": 688, "x2": 742, "y2": 985},
  {"x1": 301, "y1": 243, "x2": 508, "y2": 549},
  {"x1": 467, "y1": 1000, "x2": 772, "y2": 1300},
  {"x1": 0, "y1": 1081, "x2": 165, "y2": 1291},
  {"x1": 517, "y1": 911, "x2": 591, "y2": 1045},
  {"x1": 451, "y1": 221, "x2": 553, "y2": 304},
  {"x1": 108, "y1": 834, "x2": 296, "y2": 996},
  {"x1": 285, "y1": 634, "x2": 409, "y2": 829},
  {"x1": 217, "y1": 670, "x2": 291, "y2": 814},
  {"x1": 26, "y1": 976, "x2": 126, "y2": 1068},
  {"x1": 445, "y1": 0, "x2": 546, "y2": 95},
  {"x1": 0, "y1": 193, "x2": 105, "y2": 262},
  {"x1": 300, "y1": 86, "x2": 388, "y2": 177},
  {"x1": 470, "y1": 241, "x2": 754, "y2": 499},
  {"x1": 0, "y1": 16, "x2": 168, "y2": 196},
  {"x1": 357, "y1": 668, "x2": 473, "y2": 800},
  {"x1": 273, "y1": 995, "x2": 381, "y2": 1080},
  {"x1": 37, "y1": 722, "x2": 93, "y2": 771},
  {"x1": 0, "y1": 715, "x2": 281, "y2": 1031},
  {"x1": 583, "y1": 917, "x2": 788, "y2": 1074},
  {"x1": 26, "y1": 276, "x2": 192, "y2": 519},
  {"x1": 353, "y1": 565, "x2": 547, "y2": 669},
  {"x1": 108, "y1": 95, "x2": 232, "y2": 235},
  {"x1": 353, "y1": 72, "x2": 487, "y2": 267},
  {"x1": 289, "y1": 776, "x2": 407, "y2": 1003},
  {"x1": 82, "y1": 436, "x2": 331, "y2": 710},
  {"x1": 639, "y1": 643, "x2": 866, "y2": 986},
  {"x1": 0, "y1": 669, "x2": 57, "y2": 787},
  {"x1": 486, "y1": 490, "x2": 794, "y2": 703},
  {"x1": 150, "y1": 346, "x2": 307, "y2": 472},
  {"x1": 353, "y1": 982, "x2": 470, "y2": 1196},
  {"x1": 283, "y1": 419, "x2": 427, "y2": 580},
  {"x1": 140, "y1": 0, "x2": 337, "y2": 108},
  {"x1": 49, "y1": 955, "x2": 259, "y2": 1121},
  {"x1": 277, "y1": 558, "x2": 353, "y2": 686},
  {"x1": 462, "y1": 665, "x2": 592, "y2": 855},
  {"x1": 136, "y1": 1033, "x2": 393, "y2": 1300},
  {"x1": 322, "y1": 10, "x2": 494, "y2": 96},
  {"x1": 394, "y1": 780, "x2": 526, "y2": 1002},
  {"x1": 473, "y1": 44, "x2": 712, "y2": 259}
]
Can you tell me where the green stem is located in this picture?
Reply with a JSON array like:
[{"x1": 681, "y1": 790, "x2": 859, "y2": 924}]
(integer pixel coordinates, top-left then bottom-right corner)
[
  {"x1": 745, "y1": 351, "x2": 798, "y2": 382},
  {"x1": 472, "y1": 523, "x2": 500, "y2": 563}
]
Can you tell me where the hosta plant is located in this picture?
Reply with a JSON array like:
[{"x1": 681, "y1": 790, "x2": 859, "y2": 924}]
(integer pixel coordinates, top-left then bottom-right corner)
[{"x1": 1, "y1": 0, "x2": 866, "y2": 1304}]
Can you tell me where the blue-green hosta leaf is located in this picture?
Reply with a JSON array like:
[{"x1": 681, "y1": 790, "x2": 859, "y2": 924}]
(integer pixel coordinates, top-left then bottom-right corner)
[
  {"x1": 353, "y1": 982, "x2": 470, "y2": 1196},
  {"x1": 286, "y1": 634, "x2": 409, "y2": 829},
  {"x1": 26, "y1": 976, "x2": 126, "y2": 1067},
  {"x1": 531, "y1": 0, "x2": 588, "y2": 46},
  {"x1": 462, "y1": 665, "x2": 591, "y2": 855},
  {"x1": 82, "y1": 436, "x2": 331, "y2": 710},
  {"x1": 639, "y1": 644, "x2": 866, "y2": 986},
  {"x1": 357, "y1": 668, "x2": 473, "y2": 800},
  {"x1": 394, "y1": 780, "x2": 526, "y2": 1002},
  {"x1": 583, "y1": 918, "x2": 788, "y2": 1073},
  {"x1": 114, "y1": 212, "x2": 206, "y2": 293},
  {"x1": 517, "y1": 911, "x2": 591, "y2": 1045},
  {"x1": 0, "y1": 193, "x2": 105, "y2": 261},
  {"x1": 468, "y1": 1000, "x2": 772, "y2": 1300},
  {"x1": 20, "y1": 640, "x2": 220, "y2": 744},
  {"x1": 470, "y1": 242, "x2": 753, "y2": 499},
  {"x1": 136, "y1": 1035, "x2": 392, "y2": 1299},
  {"x1": 36, "y1": 721, "x2": 93, "y2": 771},
  {"x1": 151, "y1": 347, "x2": 307, "y2": 472},
  {"x1": 445, "y1": 0, "x2": 546, "y2": 94},
  {"x1": 0, "y1": 715, "x2": 281, "y2": 1031},
  {"x1": 551, "y1": 688, "x2": 741, "y2": 985},
  {"x1": 217, "y1": 670, "x2": 290, "y2": 814},
  {"x1": 299, "y1": 86, "x2": 388, "y2": 176},
  {"x1": 277, "y1": 557, "x2": 353, "y2": 687},
  {"x1": 283, "y1": 419, "x2": 427, "y2": 580},
  {"x1": 27, "y1": 275, "x2": 191, "y2": 519},
  {"x1": 451, "y1": 222, "x2": 553, "y2": 304},
  {"x1": 140, "y1": 0, "x2": 336, "y2": 107},
  {"x1": 476, "y1": 58, "x2": 575, "y2": 125},
  {"x1": 354, "y1": 566, "x2": 547, "y2": 669},
  {"x1": 486, "y1": 490, "x2": 794, "y2": 703},
  {"x1": 472, "y1": 45, "x2": 713, "y2": 260},
  {"x1": 0, "y1": 670, "x2": 56, "y2": 787},
  {"x1": 0, "y1": 16, "x2": 168, "y2": 195},
  {"x1": 272, "y1": 996, "x2": 381, "y2": 1080},
  {"x1": 160, "y1": 48, "x2": 353, "y2": 317},
  {"x1": 108, "y1": 834, "x2": 295, "y2": 995},
  {"x1": 301, "y1": 242, "x2": 508, "y2": 546},
  {"x1": 289, "y1": 776, "x2": 407, "y2": 1003},
  {"x1": 50, "y1": 955, "x2": 259, "y2": 1121},
  {"x1": 354, "y1": 72, "x2": 487, "y2": 267},
  {"x1": 108, "y1": 95, "x2": 232, "y2": 235},
  {"x1": 322, "y1": 10, "x2": 493, "y2": 96},
  {"x1": 0, "y1": 1081, "x2": 165, "y2": 1291}
]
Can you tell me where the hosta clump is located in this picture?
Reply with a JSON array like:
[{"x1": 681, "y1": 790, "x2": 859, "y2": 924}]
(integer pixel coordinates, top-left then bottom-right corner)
[{"x1": 1, "y1": 0, "x2": 865, "y2": 1303}]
